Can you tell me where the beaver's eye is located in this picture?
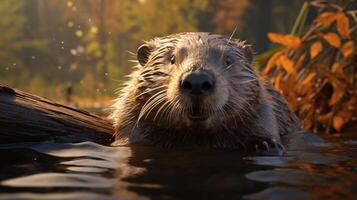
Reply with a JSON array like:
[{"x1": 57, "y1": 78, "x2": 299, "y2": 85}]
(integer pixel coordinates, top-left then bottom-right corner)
[
  {"x1": 170, "y1": 55, "x2": 176, "y2": 65},
  {"x1": 225, "y1": 56, "x2": 233, "y2": 67}
]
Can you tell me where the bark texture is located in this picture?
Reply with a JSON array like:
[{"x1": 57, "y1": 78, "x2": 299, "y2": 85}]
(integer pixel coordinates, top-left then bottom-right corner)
[{"x1": 0, "y1": 84, "x2": 113, "y2": 144}]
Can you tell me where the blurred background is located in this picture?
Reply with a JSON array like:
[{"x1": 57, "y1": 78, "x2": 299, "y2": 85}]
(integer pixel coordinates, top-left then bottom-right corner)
[
  {"x1": 1, "y1": 0, "x2": 356, "y2": 133},
  {"x1": 0, "y1": 0, "x2": 305, "y2": 104}
]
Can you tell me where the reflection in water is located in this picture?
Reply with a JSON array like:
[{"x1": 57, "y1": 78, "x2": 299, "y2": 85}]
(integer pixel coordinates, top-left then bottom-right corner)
[
  {"x1": 115, "y1": 147, "x2": 268, "y2": 200},
  {"x1": 0, "y1": 131, "x2": 356, "y2": 200},
  {"x1": 2, "y1": 173, "x2": 113, "y2": 188},
  {"x1": 244, "y1": 187, "x2": 309, "y2": 200}
]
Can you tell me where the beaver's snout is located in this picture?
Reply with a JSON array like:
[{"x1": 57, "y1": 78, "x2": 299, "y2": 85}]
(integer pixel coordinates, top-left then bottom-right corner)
[
  {"x1": 180, "y1": 70, "x2": 214, "y2": 121},
  {"x1": 180, "y1": 70, "x2": 215, "y2": 96}
]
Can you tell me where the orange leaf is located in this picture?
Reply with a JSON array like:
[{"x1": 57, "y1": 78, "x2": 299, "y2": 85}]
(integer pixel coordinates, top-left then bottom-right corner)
[
  {"x1": 329, "y1": 87, "x2": 344, "y2": 106},
  {"x1": 336, "y1": 12, "x2": 350, "y2": 38},
  {"x1": 274, "y1": 74, "x2": 282, "y2": 91},
  {"x1": 341, "y1": 41, "x2": 354, "y2": 57},
  {"x1": 326, "y1": 72, "x2": 345, "y2": 105},
  {"x1": 278, "y1": 55, "x2": 296, "y2": 75},
  {"x1": 302, "y1": 72, "x2": 316, "y2": 86},
  {"x1": 331, "y1": 63, "x2": 343, "y2": 73},
  {"x1": 333, "y1": 116, "x2": 344, "y2": 131},
  {"x1": 262, "y1": 51, "x2": 282, "y2": 75},
  {"x1": 267, "y1": 33, "x2": 302, "y2": 50},
  {"x1": 322, "y1": 33, "x2": 341, "y2": 48},
  {"x1": 310, "y1": 42, "x2": 323, "y2": 59},
  {"x1": 314, "y1": 12, "x2": 338, "y2": 27}
]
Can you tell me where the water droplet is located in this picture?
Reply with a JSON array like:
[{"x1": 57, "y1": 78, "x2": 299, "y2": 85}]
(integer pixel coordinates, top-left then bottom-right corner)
[
  {"x1": 67, "y1": 1, "x2": 73, "y2": 7},
  {"x1": 13, "y1": 63, "x2": 16, "y2": 66},
  {"x1": 90, "y1": 26, "x2": 98, "y2": 34},
  {"x1": 105, "y1": 73, "x2": 108, "y2": 76},
  {"x1": 61, "y1": 41, "x2": 65, "y2": 44},
  {"x1": 67, "y1": 21, "x2": 74, "y2": 27},
  {"x1": 31, "y1": 56, "x2": 36, "y2": 59},
  {"x1": 77, "y1": 45, "x2": 84, "y2": 53},
  {"x1": 75, "y1": 30, "x2": 83, "y2": 37},
  {"x1": 70, "y1": 63, "x2": 77, "y2": 71},
  {"x1": 58, "y1": 65, "x2": 62, "y2": 70},
  {"x1": 70, "y1": 49, "x2": 78, "y2": 56}
]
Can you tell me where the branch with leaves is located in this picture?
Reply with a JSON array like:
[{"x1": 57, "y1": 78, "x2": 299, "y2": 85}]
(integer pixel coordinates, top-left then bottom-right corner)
[{"x1": 260, "y1": 1, "x2": 356, "y2": 133}]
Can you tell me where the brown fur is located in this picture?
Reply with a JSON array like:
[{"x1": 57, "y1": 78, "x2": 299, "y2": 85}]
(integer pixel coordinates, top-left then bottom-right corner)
[{"x1": 110, "y1": 32, "x2": 301, "y2": 150}]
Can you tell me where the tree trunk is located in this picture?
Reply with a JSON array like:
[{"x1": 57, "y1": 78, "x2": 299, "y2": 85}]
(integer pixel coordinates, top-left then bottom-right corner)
[{"x1": 0, "y1": 85, "x2": 113, "y2": 144}]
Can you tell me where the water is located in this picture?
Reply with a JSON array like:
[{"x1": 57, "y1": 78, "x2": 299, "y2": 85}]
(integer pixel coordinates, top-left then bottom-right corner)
[{"x1": 0, "y1": 131, "x2": 356, "y2": 200}]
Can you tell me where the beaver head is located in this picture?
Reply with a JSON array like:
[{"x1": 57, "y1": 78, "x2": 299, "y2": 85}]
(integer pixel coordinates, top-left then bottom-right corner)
[
  {"x1": 133, "y1": 32, "x2": 259, "y2": 129},
  {"x1": 111, "y1": 32, "x2": 269, "y2": 147}
]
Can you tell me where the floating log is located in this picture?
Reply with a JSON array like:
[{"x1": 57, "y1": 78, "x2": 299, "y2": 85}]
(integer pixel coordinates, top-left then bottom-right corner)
[{"x1": 0, "y1": 84, "x2": 114, "y2": 144}]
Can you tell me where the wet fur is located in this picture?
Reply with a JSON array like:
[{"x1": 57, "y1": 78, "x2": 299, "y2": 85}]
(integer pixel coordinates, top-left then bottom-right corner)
[{"x1": 110, "y1": 32, "x2": 301, "y2": 151}]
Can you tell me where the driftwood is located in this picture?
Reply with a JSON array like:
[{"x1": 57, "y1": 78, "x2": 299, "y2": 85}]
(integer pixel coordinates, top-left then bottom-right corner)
[{"x1": 0, "y1": 84, "x2": 114, "y2": 144}]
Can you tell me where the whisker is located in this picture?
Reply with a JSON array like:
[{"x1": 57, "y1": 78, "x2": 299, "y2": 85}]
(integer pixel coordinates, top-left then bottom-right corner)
[
  {"x1": 238, "y1": 79, "x2": 259, "y2": 84},
  {"x1": 134, "y1": 85, "x2": 167, "y2": 99},
  {"x1": 159, "y1": 99, "x2": 176, "y2": 123},
  {"x1": 144, "y1": 95, "x2": 167, "y2": 120},
  {"x1": 224, "y1": 60, "x2": 240, "y2": 70},
  {"x1": 221, "y1": 25, "x2": 238, "y2": 60},
  {"x1": 154, "y1": 100, "x2": 171, "y2": 121},
  {"x1": 137, "y1": 90, "x2": 166, "y2": 123}
]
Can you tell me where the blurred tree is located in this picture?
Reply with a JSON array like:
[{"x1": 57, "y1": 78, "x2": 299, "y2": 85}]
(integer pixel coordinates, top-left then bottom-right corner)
[
  {"x1": 196, "y1": 0, "x2": 304, "y2": 53},
  {"x1": 80, "y1": 71, "x2": 99, "y2": 99},
  {"x1": 0, "y1": 0, "x2": 310, "y2": 102},
  {"x1": 241, "y1": 0, "x2": 305, "y2": 53},
  {"x1": 125, "y1": 0, "x2": 209, "y2": 41},
  {"x1": 58, "y1": 0, "x2": 131, "y2": 96},
  {"x1": 246, "y1": 0, "x2": 273, "y2": 52},
  {"x1": 0, "y1": 0, "x2": 46, "y2": 88},
  {"x1": 0, "y1": 0, "x2": 28, "y2": 83},
  {"x1": 211, "y1": 0, "x2": 250, "y2": 34}
]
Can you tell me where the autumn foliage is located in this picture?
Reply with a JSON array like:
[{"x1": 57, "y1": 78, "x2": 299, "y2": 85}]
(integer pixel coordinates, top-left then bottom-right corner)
[{"x1": 261, "y1": 1, "x2": 357, "y2": 133}]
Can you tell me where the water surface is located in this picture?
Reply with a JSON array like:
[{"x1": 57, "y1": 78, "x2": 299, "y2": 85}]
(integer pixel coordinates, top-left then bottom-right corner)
[{"x1": 0, "y1": 131, "x2": 356, "y2": 200}]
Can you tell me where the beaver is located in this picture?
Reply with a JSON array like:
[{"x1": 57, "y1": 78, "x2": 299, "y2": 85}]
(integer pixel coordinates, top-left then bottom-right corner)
[{"x1": 110, "y1": 32, "x2": 301, "y2": 155}]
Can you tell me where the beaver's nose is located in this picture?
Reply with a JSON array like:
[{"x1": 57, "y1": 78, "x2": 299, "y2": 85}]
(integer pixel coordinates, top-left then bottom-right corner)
[{"x1": 181, "y1": 71, "x2": 215, "y2": 95}]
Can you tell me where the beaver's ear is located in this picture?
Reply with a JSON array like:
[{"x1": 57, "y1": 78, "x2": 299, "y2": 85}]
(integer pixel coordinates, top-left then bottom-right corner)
[
  {"x1": 235, "y1": 40, "x2": 254, "y2": 64},
  {"x1": 137, "y1": 44, "x2": 152, "y2": 66}
]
